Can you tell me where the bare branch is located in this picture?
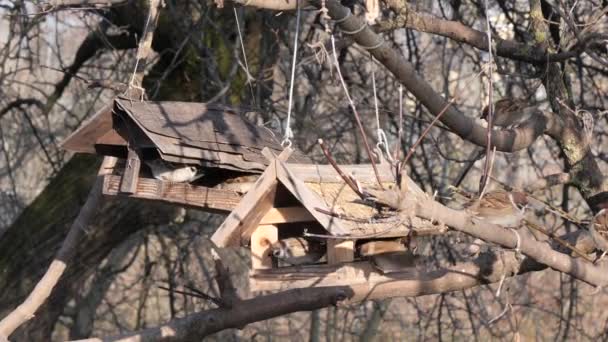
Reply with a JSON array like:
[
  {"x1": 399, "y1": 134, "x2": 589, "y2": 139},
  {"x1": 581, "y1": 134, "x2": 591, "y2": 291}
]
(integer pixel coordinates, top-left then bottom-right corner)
[{"x1": 0, "y1": 157, "x2": 117, "y2": 341}]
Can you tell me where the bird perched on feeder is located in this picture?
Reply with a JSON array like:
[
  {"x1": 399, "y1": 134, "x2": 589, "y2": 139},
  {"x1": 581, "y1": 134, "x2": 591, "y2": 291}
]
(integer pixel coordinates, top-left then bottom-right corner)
[
  {"x1": 145, "y1": 160, "x2": 202, "y2": 183},
  {"x1": 464, "y1": 190, "x2": 528, "y2": 227},
  {"x1": 359, "y1": 239, "x2": 418, "y2": 274},
  {"x1": 589, "y1": 208, "x2": 608, "y2": 254},
  {"x1": 271, "y1": 237, "x2": 326, "y2": 265},
  {"x1": 481, "y1": 98, "x2": 537, "y2": 128}
]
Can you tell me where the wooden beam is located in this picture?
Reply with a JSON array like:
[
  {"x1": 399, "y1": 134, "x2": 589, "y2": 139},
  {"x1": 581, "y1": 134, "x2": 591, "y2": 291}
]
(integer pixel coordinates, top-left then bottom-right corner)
[
  {"x1": 259, "y1": 207, "x2": 314, "y2": 225},
  {"x1": 327, "y1": 240, "x2": 355, "y2": 264},
  {"x1": 119, "y1": 146, "x2": 141, "y2": 194},
  {"x1": 251, "y1": 225, "x2": 279, "y2": 270},
  {"x1": 211, "y1": 160, "x2": 279, "y2": 247},
  {"x1": 103, "y1": 174, "x2": 241, "y2": 213}
]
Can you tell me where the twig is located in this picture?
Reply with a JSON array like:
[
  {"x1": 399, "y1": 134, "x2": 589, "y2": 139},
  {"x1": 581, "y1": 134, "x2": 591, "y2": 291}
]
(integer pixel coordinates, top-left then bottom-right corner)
[
  {"x1": 523, "y1": 219, "x2": 593, "y2": 262},
  {"x1": 157, "y1": 285, "x2": 224, "y2": 307},
  {"x1": 400, "y1": 98, "x2": 455, "y2": 170},
  {"x1": 478, "y1": 146, "x2": 497, "y2": 200},
  {"x1": 213, "y1": 250, "x2": 239, "y2": 309},
  {"x1": 318, "y1": 139, "x2": 366, "y2": 199},
  {"x1": 330, "y1": 35, "x2": 384, "y2": 189},
  {"x1": 479, "y1": 0, "x2": 495, "y2": 196},
  {"x1": 303, "y1": 221, "x2": 404, "y2": 240},
  {"x1": 314, "y1": 207, "x2": 398, "y2": 223}
]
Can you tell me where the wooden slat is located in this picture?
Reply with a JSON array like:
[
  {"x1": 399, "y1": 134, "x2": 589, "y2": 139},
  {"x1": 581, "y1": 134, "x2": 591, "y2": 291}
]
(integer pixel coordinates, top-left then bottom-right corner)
[
  {"x1": 258, "y1": 207, "x2": 314, "y2": 225},
  {"x1": 327, "y1": 240, "x2": 355, "y2": 264},
  {"x1": 210, "y1": 160, "x2": 279, "y2": 247},
  {"x1": 251, "y1": 225, "x2": 278, "y2": 270},
  {"x1": 119, "y1": 146, "x2": 141, "y2": 194},
  {"x1": 61, "y1": 104, "x2": 113, "y2": 154},
  {"x1": 249, "y1": 260, "x2": 419, "y2": 292},
  {"x1": 103, "y1": 174, "x2": 241, "y2": 213}
]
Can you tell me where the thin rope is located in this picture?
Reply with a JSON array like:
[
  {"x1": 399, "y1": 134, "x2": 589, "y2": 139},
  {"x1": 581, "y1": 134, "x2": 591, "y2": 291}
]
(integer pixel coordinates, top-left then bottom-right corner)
[
  {"x1": 509, "y1": 227, "x2": 522, "y2": 254},
  {"x1": 394, "y1": 84, "x2": 403, "y2": 160},
  {"x1": 479, "y1": 0, "x2": 494, "y2": 195},
  {"x1": 233, "y1": 7, "x2": 256, "y2": 105},
  {"x1": 128, "y1": 6, "x2": 153, "y2": 89},
  {"x1": 329, "y1": 33, "x2": 384, "y2": 188},
  {"x1": 283, "y1": 0, "x2": 302, "y2": 148},
  {"x1": 371, "y1": 61, "x2": 392, "y2": 161}
]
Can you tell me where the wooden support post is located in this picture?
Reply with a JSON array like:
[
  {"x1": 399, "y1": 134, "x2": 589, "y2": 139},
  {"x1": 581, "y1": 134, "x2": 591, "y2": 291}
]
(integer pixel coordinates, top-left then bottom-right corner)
[
  {"x1": 119, "y1": 145, "x2": 141, "y2": 194},
  {"x1": 251, "y1": 225, "x2": 279, "y2": 270},
  {"x1": 327, "y1": 240, "x2": 354, "y2": 265}
]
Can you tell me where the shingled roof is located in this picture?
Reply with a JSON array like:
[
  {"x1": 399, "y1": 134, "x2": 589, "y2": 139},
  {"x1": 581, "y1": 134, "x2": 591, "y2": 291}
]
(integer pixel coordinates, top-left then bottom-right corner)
[{"x1": 62, "y1": 98, "x2": 309, "y2": 172}]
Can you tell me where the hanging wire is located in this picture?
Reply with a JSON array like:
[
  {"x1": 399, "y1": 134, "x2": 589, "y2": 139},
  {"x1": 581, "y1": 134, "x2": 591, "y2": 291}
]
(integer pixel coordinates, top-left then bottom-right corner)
[
  {"x1": 125, "y1": 3, "x2": 154, "y2": 100},
  {"x1": 479, "y1": 0, "x2": 495, "y2": 196},
  {"x1": 330, "y1": 35, "x2": 384, "y2": 188},
  {"x1": 283, "y1": 0, "x2": 302, "y2": 148},
  {"x1": 394, "y1": 84, "x2": 403, "y2": 161},
  {"x1": 371, "y1": 57, "x2": 392, "y2": 162},
  {"x1": 233, "y1": 7, "x2": 256, "y2": 106}
]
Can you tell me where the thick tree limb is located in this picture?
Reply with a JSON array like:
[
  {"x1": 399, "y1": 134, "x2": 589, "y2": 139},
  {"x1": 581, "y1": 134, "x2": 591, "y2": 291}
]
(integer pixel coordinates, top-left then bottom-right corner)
[
  {"x1": 378, "y1": 0, "x2": 605, "y2": 64},
  {"x1": 72, "y1": 287, "x2": 351, "y2": 342},
  {"x1": 413, "y1": 196, "x2": 606, "y2": 287},
  {"x1": 319, "y1": 0, "x2": 558, "y2": 153},
  {"x1": 72, "y1": 224, "x2": 596, "y2": 342}
]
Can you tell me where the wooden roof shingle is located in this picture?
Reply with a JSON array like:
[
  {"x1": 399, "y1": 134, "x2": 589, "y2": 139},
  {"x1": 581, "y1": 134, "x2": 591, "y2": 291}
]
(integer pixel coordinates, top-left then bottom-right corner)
[{"x1": 61, "y1": 98, "x2": 310, "y2": 172}]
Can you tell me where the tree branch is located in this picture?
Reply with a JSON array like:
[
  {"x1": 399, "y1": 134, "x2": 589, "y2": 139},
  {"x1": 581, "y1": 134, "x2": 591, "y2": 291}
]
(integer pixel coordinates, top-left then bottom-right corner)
[{"x1": 0, "y1": 157, "x2": 117, "y2": 342}]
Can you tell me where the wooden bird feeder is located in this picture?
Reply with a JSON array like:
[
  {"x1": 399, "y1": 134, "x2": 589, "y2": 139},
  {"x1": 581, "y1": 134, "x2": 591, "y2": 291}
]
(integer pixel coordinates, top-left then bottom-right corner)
[
  {"x1": 61, "y1": 97, "x2": 308, "y2": 213},
  {"x1": 211, "y1": 148, "x2": 445, "y2": 292}
]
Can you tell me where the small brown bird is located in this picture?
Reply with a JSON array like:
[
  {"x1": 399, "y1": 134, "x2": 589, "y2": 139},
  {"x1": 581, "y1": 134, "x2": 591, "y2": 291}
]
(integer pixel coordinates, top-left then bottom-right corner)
[
  {"x1": 481, "y1": 98, "x2": 536, "y2": 128},
  {"x1": 270, "y1": 237, "x2": 326, "y2": 265},
  {"x1": 590, "y1": 209, "x2": 608, "y2": 253},
  {"x1": 465, "y1": 190, "x2": 528, "y2": 227}
]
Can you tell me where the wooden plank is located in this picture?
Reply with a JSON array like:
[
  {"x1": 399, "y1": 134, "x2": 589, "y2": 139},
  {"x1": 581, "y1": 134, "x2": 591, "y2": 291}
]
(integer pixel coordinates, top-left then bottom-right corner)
[
  {"x1": 250, "y1": 225, "x2": 279, "y2": 270},
  {"x1": 103, "y1": 174, "x2": 241, "y2": 213},
  {"x1": 116, "y1": 99, "x2": 282, "y2": 154},
  {"x1": 211, "y1": 160, "x2": 279, "y2": 247},
  {"x1": 327, "y1": 240, "x2": 354, "y2": 264},
  {"x1": 249, "y1": 260, "x2": 419, "y2": 292},
  {"x1": 119, "y1": 146, "x2": 141, "y2": 194},
  {"x1": 61, "y1": 104, "x2": 113, "y2": 154},
  {"x1": 287, "y1": 163, "x2": 424, "y2": 195},
  {"x1": 259, "y1": 207, "x2": 315, "y2": 225},
  {"x1": 275, "y1": 159, "x2": 349, "y2": 236}
]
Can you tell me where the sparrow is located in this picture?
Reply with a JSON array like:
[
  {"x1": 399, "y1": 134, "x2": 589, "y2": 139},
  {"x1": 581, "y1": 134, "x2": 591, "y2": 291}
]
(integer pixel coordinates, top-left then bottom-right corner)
[
  {"x1": 145, "y1": 160, "x2": 202, "y2": 183},
  {"x1": 270, "y1": 237, "x2": 326, "y2": 265},
  {"x1": 481, "y1": 98, "x2": 537, "y2": 128},
  {"x1": 589, "y1": 209, "x2": 608, "y2": 253},
  {"x1": 359, "y1": 239, "x2": 417, "y2": 274},
  {"x1": 464, "y1": 190, "x2": 528, "y2": 227}
]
